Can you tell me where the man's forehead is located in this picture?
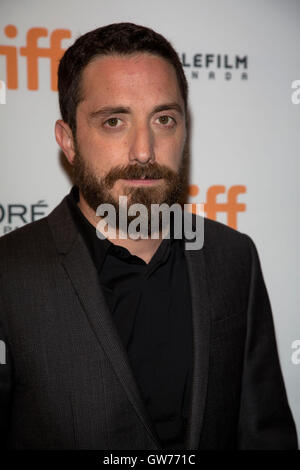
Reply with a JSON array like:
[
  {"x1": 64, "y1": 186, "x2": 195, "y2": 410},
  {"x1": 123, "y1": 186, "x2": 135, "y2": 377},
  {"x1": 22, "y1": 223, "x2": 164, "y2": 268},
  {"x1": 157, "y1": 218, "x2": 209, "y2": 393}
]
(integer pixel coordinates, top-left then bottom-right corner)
[
  {"x1": 79, "y1": 53, "x2": 182, "y2": 104},
  {"x1": 83, "y1": 52, "x2": 175, "y2": 76}
]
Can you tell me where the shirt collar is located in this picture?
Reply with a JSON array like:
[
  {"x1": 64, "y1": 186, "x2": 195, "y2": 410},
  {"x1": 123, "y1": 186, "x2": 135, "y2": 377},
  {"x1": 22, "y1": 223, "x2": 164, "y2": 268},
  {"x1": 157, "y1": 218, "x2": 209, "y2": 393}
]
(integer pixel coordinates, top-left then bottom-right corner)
[{"x1": 66, "y1": 185, "x2": 181, "y2": 272}]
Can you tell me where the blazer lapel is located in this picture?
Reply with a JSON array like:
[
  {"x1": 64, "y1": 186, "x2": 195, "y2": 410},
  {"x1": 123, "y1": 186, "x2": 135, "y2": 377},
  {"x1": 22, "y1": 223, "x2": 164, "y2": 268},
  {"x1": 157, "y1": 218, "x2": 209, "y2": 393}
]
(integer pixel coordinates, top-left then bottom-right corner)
[
  {"x1": 183, "y1": 238, "x2": 212, "y2": 450},
  {"x1": 47, "y1": 196, "x2": 162, "y2": 449}
]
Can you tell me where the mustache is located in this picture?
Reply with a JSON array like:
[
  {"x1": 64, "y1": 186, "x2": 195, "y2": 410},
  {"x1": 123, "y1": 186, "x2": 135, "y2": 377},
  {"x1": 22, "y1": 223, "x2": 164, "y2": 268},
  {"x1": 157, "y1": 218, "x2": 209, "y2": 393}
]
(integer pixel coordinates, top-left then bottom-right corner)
[{"x1": 103, "y1": 163, "x2": 177, "y2": 189}]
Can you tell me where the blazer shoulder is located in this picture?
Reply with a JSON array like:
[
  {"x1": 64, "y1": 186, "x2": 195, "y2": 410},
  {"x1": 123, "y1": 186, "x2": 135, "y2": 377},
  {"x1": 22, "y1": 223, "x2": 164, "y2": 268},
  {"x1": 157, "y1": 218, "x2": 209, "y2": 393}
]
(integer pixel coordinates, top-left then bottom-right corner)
[
  {"x1": 199, "y1": 215, "x2": 253, "y2": 253},
  {"x1": 192, "y1": 215, "x2": 258, "y2": 280},
  {"x1": 0, "y1": 216, "x2": 51, "y2": 254},
  {"x1": 0, "y1": 194, "x2": 70, "y2": 258},
  {"x1": 0, "y1": 217, "x2": 47, "y2": 251},
  {"x1": 0, "y1": 206, "x2": 63, "y2": 278}
]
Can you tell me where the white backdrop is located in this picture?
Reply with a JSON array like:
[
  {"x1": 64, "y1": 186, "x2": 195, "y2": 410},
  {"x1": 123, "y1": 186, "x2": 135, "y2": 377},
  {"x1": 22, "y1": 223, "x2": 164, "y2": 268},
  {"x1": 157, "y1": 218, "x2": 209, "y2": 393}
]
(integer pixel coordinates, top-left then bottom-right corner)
[{"x1": 1, "y1": 0, "x2": 299, "y2": 443}]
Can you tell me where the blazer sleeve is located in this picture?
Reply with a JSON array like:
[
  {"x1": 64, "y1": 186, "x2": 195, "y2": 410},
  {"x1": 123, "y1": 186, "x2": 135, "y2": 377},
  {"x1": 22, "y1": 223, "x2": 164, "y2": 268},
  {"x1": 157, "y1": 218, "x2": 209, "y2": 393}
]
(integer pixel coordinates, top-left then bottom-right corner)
[
  {"x1": 0, "y1": 320, "x2": 13, "y2": 449},
  {"x1": 237, "y1": 235, "x2": 298, "y2": 449}
]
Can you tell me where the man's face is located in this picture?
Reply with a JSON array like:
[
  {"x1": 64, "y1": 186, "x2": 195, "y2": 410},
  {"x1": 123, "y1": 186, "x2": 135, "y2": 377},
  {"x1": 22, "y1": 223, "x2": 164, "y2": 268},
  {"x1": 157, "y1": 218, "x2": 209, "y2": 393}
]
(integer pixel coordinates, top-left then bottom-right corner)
[{"x1": 73, "y1": 53, "x2": 188, "y2": 223}]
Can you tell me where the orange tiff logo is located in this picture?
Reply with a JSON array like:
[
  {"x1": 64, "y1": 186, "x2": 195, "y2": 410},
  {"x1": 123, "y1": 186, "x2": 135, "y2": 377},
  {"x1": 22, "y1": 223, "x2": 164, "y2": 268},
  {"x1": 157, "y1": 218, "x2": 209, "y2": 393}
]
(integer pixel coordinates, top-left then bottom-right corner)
[
  {"x1": 0, "y1": 24, "x2": 71, "y2": 90},
  {"x1": 189, "y1": 184, "x2": 246, "y2": 230}
]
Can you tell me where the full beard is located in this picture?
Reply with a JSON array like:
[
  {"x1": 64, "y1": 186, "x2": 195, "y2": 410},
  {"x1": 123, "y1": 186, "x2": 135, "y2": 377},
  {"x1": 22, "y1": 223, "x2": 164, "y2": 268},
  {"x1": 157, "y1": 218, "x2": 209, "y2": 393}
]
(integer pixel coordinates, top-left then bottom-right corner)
[{"x1": 72, "y1": 146, "x2": 189, "y2": 237}]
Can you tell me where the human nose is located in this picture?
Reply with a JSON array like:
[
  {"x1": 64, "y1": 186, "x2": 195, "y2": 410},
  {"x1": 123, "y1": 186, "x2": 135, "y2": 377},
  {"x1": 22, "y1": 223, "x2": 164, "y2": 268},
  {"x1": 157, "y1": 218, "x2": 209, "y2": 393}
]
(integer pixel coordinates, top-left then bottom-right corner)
[{"x1": 128, "y1": 123, "x2": 155, "y2": 164}]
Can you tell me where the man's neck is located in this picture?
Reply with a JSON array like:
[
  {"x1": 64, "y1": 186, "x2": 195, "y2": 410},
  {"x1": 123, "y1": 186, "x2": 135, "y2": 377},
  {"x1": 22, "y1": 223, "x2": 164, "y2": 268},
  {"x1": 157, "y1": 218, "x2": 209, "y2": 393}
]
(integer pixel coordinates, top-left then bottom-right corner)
[{"x1": 77, "y1": 192, "x2": 165, "y2": 264}]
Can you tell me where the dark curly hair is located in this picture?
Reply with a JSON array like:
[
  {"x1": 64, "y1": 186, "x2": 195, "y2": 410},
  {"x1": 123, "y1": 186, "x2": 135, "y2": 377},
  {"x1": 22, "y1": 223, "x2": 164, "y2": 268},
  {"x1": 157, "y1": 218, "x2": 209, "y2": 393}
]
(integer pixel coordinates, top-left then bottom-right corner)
[{"x1": 57, "y1": 22, "x2": 188, "y2": 137}]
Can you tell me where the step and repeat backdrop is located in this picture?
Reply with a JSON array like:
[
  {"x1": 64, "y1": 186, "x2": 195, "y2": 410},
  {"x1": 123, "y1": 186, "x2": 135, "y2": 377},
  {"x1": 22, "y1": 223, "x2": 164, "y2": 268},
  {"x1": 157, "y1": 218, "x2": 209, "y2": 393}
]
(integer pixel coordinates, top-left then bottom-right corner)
[{"x1": 1, "y1": 0, "x2": 299, "y2": 442}]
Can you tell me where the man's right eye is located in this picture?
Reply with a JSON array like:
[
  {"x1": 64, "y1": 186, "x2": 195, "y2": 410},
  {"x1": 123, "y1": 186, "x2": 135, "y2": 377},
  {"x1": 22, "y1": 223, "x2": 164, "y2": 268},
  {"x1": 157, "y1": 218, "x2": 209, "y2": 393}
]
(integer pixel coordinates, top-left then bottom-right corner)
[{"x1": 104, "y1": 117, "x2": 122, "y2": 128}]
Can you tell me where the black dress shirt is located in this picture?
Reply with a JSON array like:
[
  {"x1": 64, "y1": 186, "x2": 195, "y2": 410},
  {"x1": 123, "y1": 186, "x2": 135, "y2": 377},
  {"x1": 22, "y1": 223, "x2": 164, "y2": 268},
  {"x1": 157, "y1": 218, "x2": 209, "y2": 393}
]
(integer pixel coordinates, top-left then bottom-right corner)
[{"x1": 66, "y1": 186, "x2": 193, "y2": 449}]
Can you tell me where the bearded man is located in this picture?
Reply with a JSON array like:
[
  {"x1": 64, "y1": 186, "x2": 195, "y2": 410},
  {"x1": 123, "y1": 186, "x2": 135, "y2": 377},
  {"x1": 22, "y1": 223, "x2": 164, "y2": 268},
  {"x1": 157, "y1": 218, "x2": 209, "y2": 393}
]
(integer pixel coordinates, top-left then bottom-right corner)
[{"x1": 0, "y1": 23, "x2": 297, "y2": 450}]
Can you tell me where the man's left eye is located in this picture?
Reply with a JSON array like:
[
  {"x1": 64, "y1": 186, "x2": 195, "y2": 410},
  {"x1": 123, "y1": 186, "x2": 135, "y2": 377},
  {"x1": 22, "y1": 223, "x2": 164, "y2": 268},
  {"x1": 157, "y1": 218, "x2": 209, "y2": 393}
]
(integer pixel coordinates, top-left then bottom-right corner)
[{"x1": 157, "y1": 115, "x2": 175, "y2": 126}]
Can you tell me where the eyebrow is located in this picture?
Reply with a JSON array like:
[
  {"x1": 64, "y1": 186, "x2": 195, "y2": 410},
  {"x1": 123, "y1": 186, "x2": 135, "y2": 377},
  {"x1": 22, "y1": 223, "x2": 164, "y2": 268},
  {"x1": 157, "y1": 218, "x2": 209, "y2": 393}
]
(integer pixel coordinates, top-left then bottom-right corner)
[{"x1": 89, "y1": 102, "x2": 184, "y2": 120}]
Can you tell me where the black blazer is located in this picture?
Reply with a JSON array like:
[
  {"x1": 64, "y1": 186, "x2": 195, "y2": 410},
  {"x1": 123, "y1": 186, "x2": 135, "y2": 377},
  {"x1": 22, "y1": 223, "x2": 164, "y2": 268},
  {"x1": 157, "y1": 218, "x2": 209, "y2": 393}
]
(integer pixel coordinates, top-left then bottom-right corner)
[{"x1": 0, "y1": 193, "x2": 297, "y2": 449}]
